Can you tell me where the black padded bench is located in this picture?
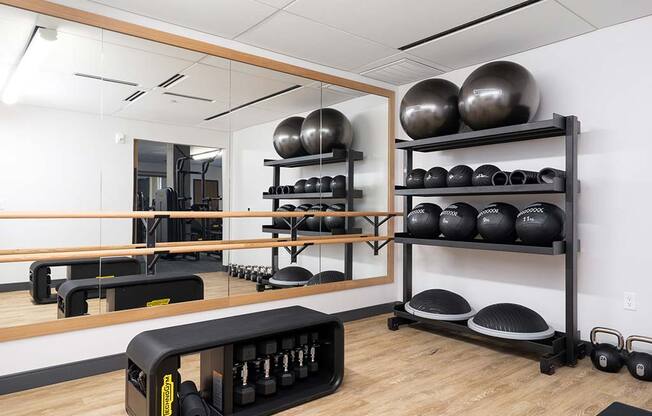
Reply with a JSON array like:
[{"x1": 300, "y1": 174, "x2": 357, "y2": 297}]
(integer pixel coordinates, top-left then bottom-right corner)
[
  {"x1": 29, "y1": 257, "x2": 141, "y2": 304},
  {"x1": 56, "y1": 272, "x2": 204, "y2": 318},
  {"x1": 598, "y1": 402, "x2": 652, "y2": 415}
]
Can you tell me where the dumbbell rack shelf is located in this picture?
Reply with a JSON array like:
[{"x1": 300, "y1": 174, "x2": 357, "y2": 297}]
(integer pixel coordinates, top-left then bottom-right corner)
[
  {"x1": 264, "y1": 149, "x2": 363, "y2": 280},
  {"x1": 388, "y1": 113, "x2": 583, "y2": 374}
]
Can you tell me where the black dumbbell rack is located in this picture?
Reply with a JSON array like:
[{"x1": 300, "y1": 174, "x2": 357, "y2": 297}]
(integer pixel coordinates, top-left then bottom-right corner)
[
  {"x1": 125, "y1": 306, "x2": 344, "y2": 416},
  {"x1": 262, "y1": 148, "x2": 364, "y2": 279},
  {"x1": 388, "y1": 114, "x2": 584, "y2": 374}
]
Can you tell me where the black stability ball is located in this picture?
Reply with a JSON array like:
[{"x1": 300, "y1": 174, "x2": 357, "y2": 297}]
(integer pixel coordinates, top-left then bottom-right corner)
[
  {"x1": 439, "y1": 202, "x2": 478, "y2": 240},
  {"x1": 306, "y1": 270, "x2": 345, "y2": 286},
  {"x1": 406, "y1": 168, "x2": 427, "y2": 189},
  {"x1": 477, "y1": 202, "x2": 519, "y2": 243},
  {"x1": 305, "y1": 203, "x2": 329, "y2": 231},
  {"x1": 316, "y1": 176, "x2": 333, "y2": 193},
  {"x1": 300, "y1": 108, "x2": 353, "y2": 155},
  {"x1": 272, "y1": 116, "x2": 307, "y2": 159},
  {"x1": 459, "y1": 61, "x2": 540, "y2": 130},
  {"x1": 331, "y1": 175, "x2": 346, "y2": 192},
  {"x1": 468, "y1": 303, "x2": 555, "y2": 340},
  {"x1": 515, "y1": 202, "x2": 565, "y2": 245},
  {"x1": 424, "y1": 167, "x2": 448, "y2": 188},
  {"x1": 324, "y1": 203, "x2": 345, "y2": 231},
  {"x1": 400, "y1": 78, "x2": 461, "y2": 139},
  {"x1": 273, "y1": 204, "x2": 295, "y2": 228},
  {"x1": 405, "y1": 289, "x2": 475, "y2": 321},
  {"x1": 305, "y1": 177, "x2": 319, "y2": 193},
  {"x1": 447, "y1": 165, "x2": 473, "y2": 187},
  {"x1": 407, "y1": 203, "x2": 442, "y2": 238},
  {"x1": 268, "y1": 266, "x2": 313, "y2": 287},
  {"x1": 472, "y1": 164, "x2": 501, "y2": 186},
  {"x1": 294, "y1": 179, "x2": 307, "y2": 194}
]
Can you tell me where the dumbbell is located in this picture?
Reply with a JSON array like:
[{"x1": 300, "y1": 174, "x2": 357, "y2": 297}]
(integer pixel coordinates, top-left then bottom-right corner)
[
  {"x1": 233, "y1": 344, "x2": 256, "y2": 405},
  {"x1": 308, "y1": 331, "x2": 319, "y2": 373},
  {"x1": 276, "y1": 336, "x2": 295, "y2": 388},
  {"x1": 292, "y1": 333, "x2": 309, "y2": 380},
  {"x1": 244, "y1": 266, "x2": 253, "y2": 281},
  {"x1": 255, "y1": 340, "x2": 278, "y2": 395},
  {"x1": 590, "y1": 327, "x2": 625, "y2": 373},
  {"x1": 237, "y1": 266, "x2": 246, "y2": 279}
]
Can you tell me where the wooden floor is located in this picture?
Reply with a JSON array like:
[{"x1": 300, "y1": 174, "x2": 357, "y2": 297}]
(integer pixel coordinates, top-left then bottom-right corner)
[
  {"x1": 0, "y1": 272, "x2": 257, "y2": 327},
  {"x1": 2, "y1": 314, "x2": 651, "y2": 415}
]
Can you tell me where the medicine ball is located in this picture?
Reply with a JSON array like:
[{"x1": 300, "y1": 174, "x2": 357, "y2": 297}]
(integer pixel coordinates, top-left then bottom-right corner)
[
  {"x1": 406, "y1": 168, "x2": 427, "y2": 189},
  {"x1": 273, "y1": 116, "x2": 307, "y2": 159},
  {"x1": 440, "y1": 202, "x2": 478, "y2": 240},
  {"x1": 477, "y1": 202, "x2": 519, "y2": 243},
  {"x1": 305, "y1": 203, "x2": 329, "y2": 231},
  {"x1": 305, "y1": 177, "x2": 319, "y2": 193},
  {"x1": 459, "y1": 61, "x2": 540, "y2": 130},
  {"x1": 424, "y1": 167, "x2": 448, "y2": 188},
  {"x1": 447, "y1": 165, "x2": 473, "y2": 187},
  {"x1": 331, "y1": 175, "x2": 346, "y2": 192},
  {"x1": 294, "y1": 179, "x2": 307, "y2": 194},
  {"x1": 472, "y1": 164, "x2": 501, "y2": 186},
  {"x1": 316, "y1": 176, "x2": 333, "y2": 193},
  {"x1": 295, "y1": 203, "x2": 312, "y2": 230},
  {"x1": 324, "y1": 203, "x2": 346, "y2": 231},
  {"x1": 273, "y1": 204, "x2": 295, "y2": 228},
  {"x1": 300, "y1": 108, "x2": 353, "y2": 155},
  {"x1": 400, "y1": 78, "x2": 461, "y2": 139},
  {"x1": 407, "y1": 203, "x2": 442, "y2": 238},
  {"x1": 515, "y1": 202, "x2": 565, "y2": 245}
]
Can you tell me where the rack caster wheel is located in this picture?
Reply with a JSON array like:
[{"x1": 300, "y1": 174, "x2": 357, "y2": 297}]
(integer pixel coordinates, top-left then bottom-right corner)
[
  {"x1": 387, "y1": 317, "x2": 400, "y2": 331},
  {"x1": 540, "y1": 362, "x2": 555, "y2": 375}
]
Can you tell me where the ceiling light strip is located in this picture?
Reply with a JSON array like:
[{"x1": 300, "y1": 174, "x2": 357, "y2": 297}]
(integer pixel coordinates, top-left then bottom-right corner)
[
  {"x1": 162, "y1": 91, "x2": 214, "y2": 102},
  {"x1": 398, "y1": 0, "x2": 541, "y2": 51},
  {"x1": 74, "y1": 72, "x2": 139, "y2": 87},
  {"x1": 125, "y1": 90, "x2": 147, "y2": 102},
  {"x1": 204, "y1": 84, "x2": 301, "y2": 121}
]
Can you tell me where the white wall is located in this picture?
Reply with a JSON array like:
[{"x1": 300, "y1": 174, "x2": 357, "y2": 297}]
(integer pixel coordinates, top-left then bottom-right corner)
[{"x1": 395, "y1": 15, "x2": 652, "y2": 339}]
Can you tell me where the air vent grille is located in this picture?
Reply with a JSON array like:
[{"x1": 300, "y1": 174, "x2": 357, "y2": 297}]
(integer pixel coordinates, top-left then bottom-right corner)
[
  {"x1": 74, "y1": 73, "x2": 138, "y2": 87},
  {"x1": 360, "y1": 59, "x2": 443, "y2": 86},
  {"x1": 125, "y1": 91, "x2": 147, "y2": 102},
  {"x1": 158, "y1": 74, "x2": 186, "y2": 88},
  {"x1": 162, "y1": 91, "x2": 214, "y2": 103}
]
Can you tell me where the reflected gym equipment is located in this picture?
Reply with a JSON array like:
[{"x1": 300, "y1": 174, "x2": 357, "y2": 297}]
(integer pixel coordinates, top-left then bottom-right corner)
[
  {"x1": 509, "y1": 170, "x2": 538, "y2": 185},
  {"x1": 515, "y1": 202, "x2": 565, "y2": 245},
  {"x1": 405, "y1": 289, "x2": 475, "y2": 321},
  {"x1": 468, "y1": 303, "x2": 555, "y2": 340},
  {"x1": 538, "y1": 167, "x2": 566, "y2": 184},
  {"x1": 273, "y1": 204, "x2": 296, "y2": 228},
  {"x1": 405, "y1": 168, "x2": 427, "y2": 189},
  {"x1": 305, "y1": 204, "x2": 329, "y2": 231},
  {"x1": 447, "y1": 165, "x2": 473, "y2": 187},
  {"x1": 424, "y1": 167, "x2": 448, "y2": 188},
  {"x1": 307, "y1": 270, "x2": 346, "y2": 286},
  {"x1": 477, "y1": 202, "x2": 519, "y2": 243},
  {"x1": 300, "y1": 108, "x2": 353, "y2": 155},
  {"x1": 268, "y1": 266, "x2": 313, "y2": 287},
  {"x1": 294, "y1": 179, "x2": 307, "y2": 193},
  {"x1": 399, "y1": 78, "x2": 461, "y2": 139},
  {"x1": 472, "y1": 164, "x2": 501, "y2": 186},
  {"x1": 273, "y1": 116, "x2": 307, "y2": 159},
  {"x1": 459, "y1": 61, "x2": 540, "y2": 130},
  {"x1": 590, "y1": 327, "x2": 625, "y2": 373},
  {"x1": 439, "y1": 202, "x2": 478, "y2": 240},
  {"x1": 324, "y1": 204, "x2": 345, "y2": 231},
  {"x1": 305, "y1": 177, "x2": 319, "y2": 193},
  {"x1": 316, "y1": 176, "x2": 333, "y2": 193},
  {"x1": 331, "y1": 175, "x2": 346, "y2": 193},
  {"x1": 407, "y1": 203, "x2": 442, "y2": 238},
  {"x1": 491, "y1": 171, "x2": 511, "y2": 186}
]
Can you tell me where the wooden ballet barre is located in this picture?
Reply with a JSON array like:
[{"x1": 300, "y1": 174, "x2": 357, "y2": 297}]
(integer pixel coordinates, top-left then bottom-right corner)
[
  {"x1": 0, "y1": 210, "x2": 402, "y2": 219},
  {"x1": 0, "y1": 235, "x2": 392, "y2": 263}
]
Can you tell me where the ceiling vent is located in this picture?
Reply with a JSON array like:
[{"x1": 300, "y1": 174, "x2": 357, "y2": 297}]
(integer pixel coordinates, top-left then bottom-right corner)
[
  {"x1": 360, "y1": 59, "x2": 443, "y2": 86},
  {"x1": 158, "y1": 73, "x2": 187, "y2": 88},
  {"x1": 162, "y1": 91, "x2": 215, "y2": 103},
  {"x1": 125, "y1": 90, "x2": 147, "y2": 102},
  {"x1": 74, "y1": 73, "x2": 138, "y2": 87}
]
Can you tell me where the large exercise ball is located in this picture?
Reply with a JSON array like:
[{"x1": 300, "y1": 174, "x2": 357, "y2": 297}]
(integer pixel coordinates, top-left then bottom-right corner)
[
  {"x1": 300, "y1": 108, "x2": 353, "y2": 155},
  {"x1": 324, "y1": 203, "x2": 346, "y2": 231},
  {"x1": 477, "y1": 202, "x2": 519, "y2": 243},
  {"x1": 406, "y1": 168, "x2": 427, "y2": 189},
  {"x1": 400, "y1": 79, "x2": 461, "y2": 139},
  {"x1": 459, "y1": 61, "x2": 540, "y2": 130},
  {"x1": 305, "y1": 203, "x2": 329, "y2": 231},
  {"x1": 273, "y1": 116, "x2": 307, "y2": 158},
  {"x1": 424, "y1": 167, "x2": 448, "y2": 188},
  {"x1": 447, "y1": 165, "x2": 473, "y2": 187},
  {"x1": 273, "y1": 204, "x2": 295, "y2": 228},
  {"x1": 515, "y1": 202, "x2": 565, "y2": 245},
  {"x1": 407, "y1": 203, "x2": 442, "y2": 238},
  {"x1": 472, "y1": 164, "x2": 501, "y2": 186},
  {"x1": 440, "y1": 202, "x2": 478, "y2": 240}
]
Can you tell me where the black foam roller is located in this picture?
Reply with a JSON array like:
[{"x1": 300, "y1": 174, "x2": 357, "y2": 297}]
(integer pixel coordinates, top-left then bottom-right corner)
[
  {"x1": 179, "y1": 381, "x2": 209, "y2": 416},
  {"x1": 509, "y1": 170, "x2": 538, "y2": 185},
  {"x1": 537, "y1": 167, "x2": 565, "y2": 184},
  {"x1": 268, "y1": 186, "x2": 276, "y2": 195},
  {"x1": 491, "y1": 171, "x2": 511, "y2": 186}
]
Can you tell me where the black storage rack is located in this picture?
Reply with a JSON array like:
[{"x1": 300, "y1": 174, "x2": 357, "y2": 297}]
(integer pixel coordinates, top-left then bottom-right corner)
[
  {"x1": 388, "y1": 114, "x2": 584, "y2": 374},
  {"x1": 125, "y1": 306, "x2": 344, "y2": 416}
]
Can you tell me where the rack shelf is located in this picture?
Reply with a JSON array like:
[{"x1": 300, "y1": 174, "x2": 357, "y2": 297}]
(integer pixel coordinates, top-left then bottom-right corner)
[
  {"x1": 395, "y1": 179, "x2": 564, "y2": 197},
  {"x1": 395, "y1": 114, "x2": 567, "y2": 153},
  {"x1": 262, "y1": 225, "x2": 362, "y2": 236},
  {"x1": 394, "y1": 233, "x2": 565, "y2": 255},
  {"x1": 264, "y1": 149, "x2": 363, "y2": 168},
  {"x1": 263, "y1": 189, "x2": 363, "y2": 200}
]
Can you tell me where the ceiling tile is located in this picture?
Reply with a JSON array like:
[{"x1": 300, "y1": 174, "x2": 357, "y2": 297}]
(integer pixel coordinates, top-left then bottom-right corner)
[
  {"x1": 101, "y1": 30, "x2": 206, "y2": 62},
  {"x1": 286, "y1": 0, "x2": 523, "y2": 48},
  {"x1": 235, "y1": 11, "x2": 397, "y2": 70},
  {"x1": 409, "y1": 0, "x2": 594, "y2": 69},
  {"x1": 255, "y1": 0, "x2": 295, "y2": 8},
  {"x1": 90, "y1": 0, "x2": 278, "y2": 39},
  {"x1": 557, "y1": 0, "x2": 652, "y2": 28},
  {"x1": 166, "y1": 63, "x2": 230, "y2": 104}
]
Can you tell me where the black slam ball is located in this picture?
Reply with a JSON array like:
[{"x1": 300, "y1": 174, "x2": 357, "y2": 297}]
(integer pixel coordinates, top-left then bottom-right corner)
[
  {"x1": 424, "y1": 167, "x2": 448, "y2": 188},
  {"x1": 477, "y1": 202, "x2": 519, "y2": 242},
  {"x1": 305, "y1": 204, "x2": 329, "y2": 231},
  {"x1": 294, "y1": 179, "x2": 307, "y2": 194},
  {"x1": 316, "y1": 176, "x2": 333, "y2": 193},
  {"x1": 515, "y1": 202, "x2": 565, "y2": 245},
  {"x1": 400, "y1": 78, "x2": 461, "y2": 139},
  {"x1": 447, "y1": 165, "x2": 473, "y2": 187},
  {"x1": 272, "y1": 116, "x2": 307, "y2": 158},
  {"x1": 300, "y1": 108, "x2": 353, "y2": 155},
  {"x1": 305, "y1": 177, "x2": 319, "y2": 193},
  {"x1": 406, "y1": 168, "x2": 427, "y2": 189},
  {"x1": 439, "y1": 202, "x2": 478, "y2": 240},
  {"x1": 273, "y1": 204, "x2": 296, "y2": 228},
  {"x1": 324, "y1": 203, "x2": 346, "y2": 231},
  {"x1": 407, "y1": 203, "x2": 442, "y2": 238},
  {"x1": 472, "y1": 164, "x2": 501, "y2": 186},
  {"x1": 331, "y1": 175, "x2": 346, "y2": 192}
]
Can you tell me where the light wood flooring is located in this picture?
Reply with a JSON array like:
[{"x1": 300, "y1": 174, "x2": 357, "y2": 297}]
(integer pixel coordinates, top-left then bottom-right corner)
[
  {"x1": 1, "y1": 314, "x2": 651, "y2": 415},
  {"x1": 0, "y1": 272, "x2": 257, "y2": 327}
]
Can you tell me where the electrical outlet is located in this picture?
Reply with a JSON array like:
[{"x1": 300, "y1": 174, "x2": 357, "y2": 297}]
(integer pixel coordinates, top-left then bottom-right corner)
[{"x1": 624, "y1": 292, "x2": 637, "y2": 311}]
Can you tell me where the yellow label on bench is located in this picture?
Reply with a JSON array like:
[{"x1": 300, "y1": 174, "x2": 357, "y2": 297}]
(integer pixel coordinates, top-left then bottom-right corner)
[
  {"x1": 96, "y1": 275, "x2": 115, "y2": 279},
  {"x1": 147, "y1": 298, "x2": 171, "y2": 307},
  {"x1": 161, "y1": 374, "x2": 174, "y2": 416}
]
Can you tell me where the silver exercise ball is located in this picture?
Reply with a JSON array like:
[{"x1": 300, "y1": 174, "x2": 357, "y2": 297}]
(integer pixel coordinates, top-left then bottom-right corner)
[
  {"x1": 459, "y1": 61, "x2": 540, "y2": 130},
  {"x1": 399, "y1": 78, "x2": 461, "y2": 140},
  {"x1": 273, "y1": 116, "x2": 307, "y2": 159},
  {"x1": 300, "y1": 108, "x2": 353, "y2": 155}
]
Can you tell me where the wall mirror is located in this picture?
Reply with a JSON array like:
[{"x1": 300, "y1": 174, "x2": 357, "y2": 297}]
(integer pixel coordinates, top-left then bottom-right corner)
[{"x1": 0, "y1": 0, "x2": 394, "y2": 338}]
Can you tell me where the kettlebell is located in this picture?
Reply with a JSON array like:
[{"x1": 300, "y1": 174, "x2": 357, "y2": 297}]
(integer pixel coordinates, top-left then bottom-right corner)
[
  {"x1": 625, "y1": 335, "x2": 652, "y2": 381},
  {"x1": 590, "y1": 327, "x2": 624, "y2": 373}
]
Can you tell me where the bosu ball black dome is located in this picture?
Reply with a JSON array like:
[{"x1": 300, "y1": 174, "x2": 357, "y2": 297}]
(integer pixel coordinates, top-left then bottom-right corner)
[
  {"x1": 306, "y1": 270, "x2": 345, "y2": 286},
  {"x1": 467, "y1": 303, "x2": 555, "y2": 340},
  {"x1": 268, "y1": 266, "x2": 313, "y2": 287},
  {"x1": 405, "y1": 289, "x2": 475, "y2": 321}
]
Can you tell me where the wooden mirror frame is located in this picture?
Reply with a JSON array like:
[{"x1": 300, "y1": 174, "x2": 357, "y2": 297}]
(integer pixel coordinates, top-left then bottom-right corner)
[{"x1": 0, "y1": 0, "x2": 396, "y2": 342}]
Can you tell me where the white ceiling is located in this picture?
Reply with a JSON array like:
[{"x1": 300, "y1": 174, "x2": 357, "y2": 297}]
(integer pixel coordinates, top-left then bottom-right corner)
[{"x1": 87, "y1": 0, "x2": 652, "y2": 85}]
